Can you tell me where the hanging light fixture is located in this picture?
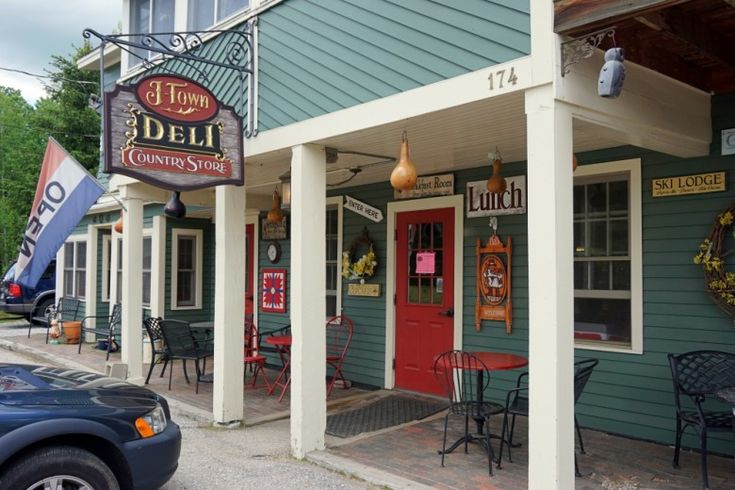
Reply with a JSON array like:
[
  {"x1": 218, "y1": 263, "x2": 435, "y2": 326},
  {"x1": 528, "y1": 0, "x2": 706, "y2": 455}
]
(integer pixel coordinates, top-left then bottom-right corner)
[
  {"x1": 486, "y1": 148, "x2": 507, "y2": 194},
  {"x1": 390, "y1": 131, "x2": 418, "y2": 191},
  {"x1": 573, "y1": 154, "x2": 579, "y2": 172},
  {"x1": 279, "y1": 171, "x2": 291, "y2": 209},
  {"x1": 164, "y1": 191, "x2": 186, "y2": 219},
  {"x1": 266, "y1": 187, "x2": 283, "y2": 223},
  {"x1": 113, "y1": 211, "x2": 124, "y2": 233}
]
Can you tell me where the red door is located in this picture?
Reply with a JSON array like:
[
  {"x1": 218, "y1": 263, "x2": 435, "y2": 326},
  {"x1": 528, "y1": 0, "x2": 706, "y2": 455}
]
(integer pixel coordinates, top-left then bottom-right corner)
[
  {"x1": 245, "y1": 223, "x2": 254, "y2": 317},
  {"x1": 395, "y1": 208, "x2": 454, "y2": 395}
]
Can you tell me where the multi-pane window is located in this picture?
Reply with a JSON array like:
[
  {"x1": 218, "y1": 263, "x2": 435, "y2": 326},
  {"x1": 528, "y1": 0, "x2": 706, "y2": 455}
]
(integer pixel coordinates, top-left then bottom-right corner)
[
  {"x1": 63, "y1": 241, "x2": 86, "y2": 299},
  {"x1": 142, "y1": 237, "x2": 152, "y2": 307},
  {"x1": 131, "y1": 0, "x2": 175, "y2": 62},
  {"x1": 172, "y1": 229, "x2": 202, "y2": 309},
  {"x1": 407, "y1": 222, "x2": 444, "y2": 305},
  {"x1": 326, "y1": 208, "x2": 338, "y2": 317},
  {"x1": 187, "y1": 0, "x2": 249, "y2": 30},
  {"x1": 573, "y1": 175, "x2": 631, "y2": 345}
]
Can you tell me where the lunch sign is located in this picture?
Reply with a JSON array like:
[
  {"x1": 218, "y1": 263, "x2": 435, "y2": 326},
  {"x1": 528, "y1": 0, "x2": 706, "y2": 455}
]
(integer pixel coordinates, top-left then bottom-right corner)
[{"x1": 104, "y1": 74, "x2": 243, "y2": 190}]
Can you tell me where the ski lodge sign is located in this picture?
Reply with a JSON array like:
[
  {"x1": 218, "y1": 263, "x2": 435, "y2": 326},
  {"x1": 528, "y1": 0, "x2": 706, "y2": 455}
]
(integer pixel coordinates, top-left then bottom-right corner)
[{"x1": 104, "y1": 74, "x2": 243, "y2": 190}]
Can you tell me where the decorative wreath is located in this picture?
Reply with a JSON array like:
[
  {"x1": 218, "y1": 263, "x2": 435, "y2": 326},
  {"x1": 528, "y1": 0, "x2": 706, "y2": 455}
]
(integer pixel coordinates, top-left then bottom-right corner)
[
  {"x1": 693, "y1": 205, "x2": 735, "y2": 317},
  {"x1": 341, "y1": 229, "x2": 377, "y2": 281}
]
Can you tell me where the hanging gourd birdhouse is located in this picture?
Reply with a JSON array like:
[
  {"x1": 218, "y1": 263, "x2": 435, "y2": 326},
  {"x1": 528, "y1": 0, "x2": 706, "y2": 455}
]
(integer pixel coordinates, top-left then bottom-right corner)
[
  {"x1": 486, "y1": 149, "x2": 507, "y2": 194},
  {"x1": 266, "y1": 188, "x2": 284, "y2": 223},
  {"x1": 390, "y1": 131, "x2": 418, "y2": 191}
]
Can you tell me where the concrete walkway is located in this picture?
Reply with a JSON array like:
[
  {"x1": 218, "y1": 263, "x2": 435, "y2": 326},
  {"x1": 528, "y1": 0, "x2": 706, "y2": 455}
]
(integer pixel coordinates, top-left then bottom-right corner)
[{"x1": 0, "y1": 319, "x2": 426, "y2": 489}]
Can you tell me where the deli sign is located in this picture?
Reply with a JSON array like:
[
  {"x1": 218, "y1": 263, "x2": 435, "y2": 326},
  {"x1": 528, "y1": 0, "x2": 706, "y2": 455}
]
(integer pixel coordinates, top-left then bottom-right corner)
[{"x1": 104, "y1": 75, "x2": 243, "y2": 191}]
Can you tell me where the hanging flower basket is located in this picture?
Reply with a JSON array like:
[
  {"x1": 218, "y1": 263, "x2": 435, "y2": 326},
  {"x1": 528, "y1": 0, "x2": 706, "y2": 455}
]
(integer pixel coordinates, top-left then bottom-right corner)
[{"x1": 693, "y1": 204, "x2": 735, "y2": 318}]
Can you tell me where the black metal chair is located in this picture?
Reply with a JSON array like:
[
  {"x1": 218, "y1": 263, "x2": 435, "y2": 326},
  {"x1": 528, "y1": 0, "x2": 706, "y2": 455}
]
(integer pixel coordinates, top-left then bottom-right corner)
[
  {"x1": 498, "y1": 358, "x2": 599, "y2": 476},
  {"x1": 143, "y1": 317, "x2": 169, "y2": 385},
  {"x1": 78, "y1": 303, "x2": 121, "y2": 361},
  {"x1": 159, "y1": 319, "x2": 214, "y2": 394},
  {"x1": 668, "y1": 350, "x2": 735, "y2": 490},
  {"x1": 433, "y1": 350, "x2": 505, "y2": 476}
]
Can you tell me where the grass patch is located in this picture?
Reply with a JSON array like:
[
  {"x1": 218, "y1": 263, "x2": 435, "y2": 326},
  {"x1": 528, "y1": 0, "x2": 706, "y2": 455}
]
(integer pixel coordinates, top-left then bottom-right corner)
[{"x1": 0, "y1": 311, "x2": 23, "y2": 322}]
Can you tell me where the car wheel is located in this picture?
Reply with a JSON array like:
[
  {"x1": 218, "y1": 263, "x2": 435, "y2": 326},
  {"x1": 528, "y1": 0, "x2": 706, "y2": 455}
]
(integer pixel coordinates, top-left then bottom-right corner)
[
  {"x1": 32, "y1": 298, "x2": 54, "y2": 323},
  {"x1": 0, "y1": 446, "x2": 120, "y2": 490}
]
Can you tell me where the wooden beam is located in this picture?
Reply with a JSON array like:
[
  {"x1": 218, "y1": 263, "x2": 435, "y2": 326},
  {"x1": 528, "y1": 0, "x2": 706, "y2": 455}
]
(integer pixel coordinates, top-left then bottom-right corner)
[
  {"x1": 554, "y1": 0, "x2": 691, "y2": 35},
  {"x1": 635, "y1": 10, "x2": 735, "y2": 70}
]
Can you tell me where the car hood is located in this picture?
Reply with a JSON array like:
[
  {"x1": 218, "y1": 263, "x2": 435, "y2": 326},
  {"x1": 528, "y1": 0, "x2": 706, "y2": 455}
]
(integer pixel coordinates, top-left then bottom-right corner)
[{"x1": 0, "y1": 364, "x2": 160, "y2": 410}]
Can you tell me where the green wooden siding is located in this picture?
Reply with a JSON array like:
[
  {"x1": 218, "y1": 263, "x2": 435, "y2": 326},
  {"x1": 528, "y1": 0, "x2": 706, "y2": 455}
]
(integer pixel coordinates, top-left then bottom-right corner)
[{"x1": 257, "y1": 0, "x2": 529, "y2": 130}]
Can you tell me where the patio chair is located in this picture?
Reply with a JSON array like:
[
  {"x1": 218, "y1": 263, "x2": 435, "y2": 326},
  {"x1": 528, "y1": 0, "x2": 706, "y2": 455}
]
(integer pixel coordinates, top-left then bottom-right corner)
[
  {"x1": 243, "y1": 319, "x2": 270, "y2": 389},
  {"x1": 159, "y1": 319, "x2": 214, "y2": 394},
  {"x1": 143, "y1": 316, "x2": 169, "y2": 385},
  {"x1": 498, "y1": 358, "x2": 599, "y2": 476},
  {"x1": 668, "y1": 350, "x2": 735, "y2": 490},
  {"x1": 433, "y1": 350, "x2": 505, "y2": 476},
  {"x1": 78, "y1": 303, "x2": 121, "y2": 361},
  {"x1": 30, "y1": 296, "x2": 82, "y2": 343},
  {"x1": 326, "y1": 315, "x2": 353, "y2": 396}
]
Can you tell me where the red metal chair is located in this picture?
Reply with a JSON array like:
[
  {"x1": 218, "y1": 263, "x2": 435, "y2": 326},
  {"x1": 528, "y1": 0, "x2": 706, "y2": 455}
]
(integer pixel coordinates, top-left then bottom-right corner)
[
  {"x1": 326, "y1": 315, "x2": 353, "y2": 396},
  {"x1": 244, "y1": 320, "x2": 270, "y2": 390}
]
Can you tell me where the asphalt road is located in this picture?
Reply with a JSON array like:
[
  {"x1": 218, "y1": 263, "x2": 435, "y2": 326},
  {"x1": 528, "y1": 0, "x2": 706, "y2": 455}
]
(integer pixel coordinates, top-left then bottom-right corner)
[{"x1": 0, "y1": 330, "x2": 378, "y2": 490}]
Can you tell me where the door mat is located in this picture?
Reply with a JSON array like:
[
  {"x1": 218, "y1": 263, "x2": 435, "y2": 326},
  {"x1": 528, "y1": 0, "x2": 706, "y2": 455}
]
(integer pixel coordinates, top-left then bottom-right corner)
[{"x1": 326, "y1": 393, "x2": 447, "y2": 438}]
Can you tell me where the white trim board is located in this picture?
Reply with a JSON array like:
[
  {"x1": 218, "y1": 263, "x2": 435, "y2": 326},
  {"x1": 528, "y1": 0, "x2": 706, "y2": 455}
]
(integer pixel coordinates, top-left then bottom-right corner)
[{"x1": 384, "y1": 194, "x2": 464, "y2": 389}]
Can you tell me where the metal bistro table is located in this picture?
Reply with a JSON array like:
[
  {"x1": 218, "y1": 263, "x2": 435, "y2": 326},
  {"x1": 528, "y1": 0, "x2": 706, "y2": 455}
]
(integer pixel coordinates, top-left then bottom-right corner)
[
  {"x1": 715, "y1": 386, "x2": 735, "y2": 446},
  {"x1": 441, "y1": 351, "x2": 528, "y2": 457},
  {"x1": 189, "y1": 321, "x2": 214, "y2": 383},
  {"x1": 265, "y1": 334, "x2": 292, "y2": 402}
]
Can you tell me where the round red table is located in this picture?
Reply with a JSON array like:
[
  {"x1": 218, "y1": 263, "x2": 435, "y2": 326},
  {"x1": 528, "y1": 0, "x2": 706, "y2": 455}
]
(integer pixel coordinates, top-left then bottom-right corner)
[{"x1": 471, "y1": 352, "x2": 528, "y2": 371}]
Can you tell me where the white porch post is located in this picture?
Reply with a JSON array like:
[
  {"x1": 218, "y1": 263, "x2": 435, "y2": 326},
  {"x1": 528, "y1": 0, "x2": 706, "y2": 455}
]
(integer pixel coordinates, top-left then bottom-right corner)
[
  {"x1": 120, "y1": 186, "x2": 144, "y2": 385},
  {"x1": 213, "y1": 184, "x2": 246, "y2": 425},
  {"x1": 290, "y1": 143, "x2": 326, "y2": 458},
  {"x1": 525, "y1": 85, "x2": 575, "y2": 489}
]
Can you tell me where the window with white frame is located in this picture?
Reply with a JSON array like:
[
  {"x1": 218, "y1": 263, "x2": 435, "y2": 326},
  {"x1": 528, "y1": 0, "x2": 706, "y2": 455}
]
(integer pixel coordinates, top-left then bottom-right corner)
[
  {"x1": 172, "y1": 229, "x2": 203, "y2": 309},
  {"x1": 63, "y1": 240, "x2": 87, "y2": 299},
  {"x1": 573, "y1": 159, "x2": 642, "y2": 353},
  {"x1": 187, "y1": 0, "x2": 250, "y2": 30},
  {"x1": 130, "y1": 0, "x2": 175, "y2": 62},
  {"x1": 326, "y1": 207, "x2": 339, "y2": 317},
  {"x1": 112, "y1": 236, "x2": 152, "y2": 306},
  {"x1": 102, "y1": 235, "x2": 111, "y2": 302}
]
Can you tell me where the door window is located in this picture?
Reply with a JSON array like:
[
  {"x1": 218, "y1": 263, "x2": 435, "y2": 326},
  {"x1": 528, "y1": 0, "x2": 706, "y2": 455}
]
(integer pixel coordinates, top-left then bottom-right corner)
[{"x1": 406, "y1": 221, "x2": 444, "y2": 305}]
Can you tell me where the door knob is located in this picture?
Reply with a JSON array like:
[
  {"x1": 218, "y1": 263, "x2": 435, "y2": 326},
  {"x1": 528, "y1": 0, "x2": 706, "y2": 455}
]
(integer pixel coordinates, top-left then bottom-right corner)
[{"x1": 439, "y1": 308, "x2": 454, "y2": 317}]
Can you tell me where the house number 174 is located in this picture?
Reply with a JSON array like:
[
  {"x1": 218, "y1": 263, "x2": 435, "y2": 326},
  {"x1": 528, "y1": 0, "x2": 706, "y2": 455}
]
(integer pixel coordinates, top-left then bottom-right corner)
[{"x1": 488, "y1": 67, "x2": 518, "y2": 90}]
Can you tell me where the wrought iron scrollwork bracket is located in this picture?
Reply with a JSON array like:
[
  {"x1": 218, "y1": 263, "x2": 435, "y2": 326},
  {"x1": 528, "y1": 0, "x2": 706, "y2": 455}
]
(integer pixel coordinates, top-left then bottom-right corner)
[
  {"x1": 560, "y1": 27, "x2": 616, "y2": 77},
  {"x1": 83, "y1": 20, "x2": 258, "y2": 137}
]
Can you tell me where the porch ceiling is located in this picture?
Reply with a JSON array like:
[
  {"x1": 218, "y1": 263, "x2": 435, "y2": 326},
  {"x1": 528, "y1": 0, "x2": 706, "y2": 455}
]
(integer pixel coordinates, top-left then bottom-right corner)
[{"x1": 244, "y1": 92, "x2": 623, "y2": 200}]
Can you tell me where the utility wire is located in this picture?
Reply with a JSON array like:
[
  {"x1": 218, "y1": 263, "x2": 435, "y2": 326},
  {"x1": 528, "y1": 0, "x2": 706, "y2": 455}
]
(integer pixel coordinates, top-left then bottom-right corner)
[{"x1": 0, "y1": 66, "x2": 98, "y2": 87}]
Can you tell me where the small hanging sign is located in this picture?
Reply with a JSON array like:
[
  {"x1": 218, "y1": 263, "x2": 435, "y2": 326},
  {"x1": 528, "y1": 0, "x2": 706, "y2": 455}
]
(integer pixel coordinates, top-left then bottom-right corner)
[
  {"x1": 475, "y1": 235, "x2": 513, "y2": 333},
  {"x1": 415, "y1": 251, "x2": 436, "y2": 274},
  {"x1": 343, "y1": 195, "x2": 383, "y2": 222},
  {"x1": 467, "y1": 175, "x2": 526, "y2": 217},
  {"x1": 394, "y1": 173, "x2": 454, "y2": 199}
]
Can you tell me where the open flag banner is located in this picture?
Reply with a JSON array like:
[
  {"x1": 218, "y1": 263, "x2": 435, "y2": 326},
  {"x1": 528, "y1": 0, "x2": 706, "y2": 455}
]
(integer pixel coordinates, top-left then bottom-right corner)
[{"x1": 14, "y1": 137, "x2": 104, "y2": 287}]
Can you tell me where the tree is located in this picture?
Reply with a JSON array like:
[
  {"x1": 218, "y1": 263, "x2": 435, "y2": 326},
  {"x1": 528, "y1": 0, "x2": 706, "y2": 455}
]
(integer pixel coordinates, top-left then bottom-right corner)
[
  {"x1": 0, "y1": 87, "x2": 46, "y2": 268},
  {"x1": 34, "y1": 41, "x2": 101, "y2": 173}
]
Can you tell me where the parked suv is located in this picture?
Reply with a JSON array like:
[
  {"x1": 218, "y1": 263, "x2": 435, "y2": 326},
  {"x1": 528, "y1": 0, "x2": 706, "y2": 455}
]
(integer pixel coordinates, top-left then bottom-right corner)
[{"x1": 0, "y1": 260, "x2": 55, "y2": 320}]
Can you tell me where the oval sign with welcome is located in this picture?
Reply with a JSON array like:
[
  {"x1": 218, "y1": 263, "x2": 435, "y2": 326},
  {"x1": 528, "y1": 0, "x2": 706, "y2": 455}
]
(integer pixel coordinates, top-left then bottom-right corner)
[{"x1": 136, "y1": 75, "x2": 218, "y2": 123}]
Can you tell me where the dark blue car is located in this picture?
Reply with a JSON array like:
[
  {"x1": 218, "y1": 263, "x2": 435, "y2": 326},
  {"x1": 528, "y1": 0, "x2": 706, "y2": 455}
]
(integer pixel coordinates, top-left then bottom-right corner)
[
  {"x1": 0, "y1": 260, "x2": 56, "y2": 320},
  {"x1": 0, "y1": 364, "x2": 181, "y2": 490}
]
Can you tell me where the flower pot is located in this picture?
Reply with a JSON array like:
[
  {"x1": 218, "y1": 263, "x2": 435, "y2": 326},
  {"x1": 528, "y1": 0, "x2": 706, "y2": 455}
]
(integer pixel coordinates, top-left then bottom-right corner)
[{"x1": 64, "y1": 321, "x2": 81, "y2": 344}]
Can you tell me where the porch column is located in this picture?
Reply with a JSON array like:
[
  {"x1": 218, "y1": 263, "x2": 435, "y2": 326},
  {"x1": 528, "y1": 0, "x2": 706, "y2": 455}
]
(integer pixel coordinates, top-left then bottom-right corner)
[
  {"x1": 120, "y1": 185, "x2": 144, "y2": 385},
  {"x1": 213, "y1": 184, "x2": 246, "y2": 425},
  {"x1": 290, "y1": 143, "x2": 326, "y2": 458},
  {"x1": 525, "y1": 85, "x2": 575, "y2": 488}
]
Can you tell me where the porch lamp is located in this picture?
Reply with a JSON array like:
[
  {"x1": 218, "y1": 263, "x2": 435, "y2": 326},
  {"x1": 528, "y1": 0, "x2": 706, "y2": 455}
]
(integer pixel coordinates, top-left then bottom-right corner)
[
  {"x1": 486, "y1": 148, "x2": 507, "y2": 194},
  {"x1": 164, "y1": 191, "x2": 186, "y2": 219},
  {"x1": 279, "y1": 171, "x2": 291, "y2": 209},
  {"x1": 390, "y1": 131, "x2": 418, "y2": 191},
  {"x1": 266, "y1": 187, "x2": 283, "y2": 223}
]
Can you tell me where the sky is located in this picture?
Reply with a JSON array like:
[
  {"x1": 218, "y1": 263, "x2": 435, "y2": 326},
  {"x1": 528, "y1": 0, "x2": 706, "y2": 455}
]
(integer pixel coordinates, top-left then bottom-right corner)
[{"x1": 0, "y1": 0, "x2": 121, "y2": 104}]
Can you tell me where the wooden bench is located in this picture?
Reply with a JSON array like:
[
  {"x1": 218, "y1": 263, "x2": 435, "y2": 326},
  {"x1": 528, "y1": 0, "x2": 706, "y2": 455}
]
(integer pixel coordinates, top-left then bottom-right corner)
[
  {"x1": 28, "y1": 297, "x2": 83, "y2": 344},
  {"x1": 78, "y1": 303, "x2": 121, "y2": 361}
]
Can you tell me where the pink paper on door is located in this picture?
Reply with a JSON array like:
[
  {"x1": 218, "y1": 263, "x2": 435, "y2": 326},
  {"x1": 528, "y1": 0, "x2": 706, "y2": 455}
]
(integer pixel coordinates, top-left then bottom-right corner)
[{"x1": 416, "y1": 251, "x2": 436, "y2": 274}]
